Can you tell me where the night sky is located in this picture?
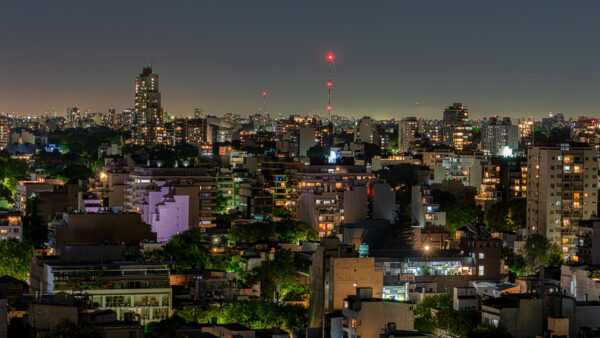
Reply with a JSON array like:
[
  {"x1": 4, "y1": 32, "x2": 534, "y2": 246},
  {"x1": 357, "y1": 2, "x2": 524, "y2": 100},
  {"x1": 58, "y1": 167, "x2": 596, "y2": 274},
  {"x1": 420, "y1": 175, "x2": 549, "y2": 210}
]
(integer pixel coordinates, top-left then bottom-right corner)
[{"x1": 2, "y1": 1, "x2": 600, "y2": 119}]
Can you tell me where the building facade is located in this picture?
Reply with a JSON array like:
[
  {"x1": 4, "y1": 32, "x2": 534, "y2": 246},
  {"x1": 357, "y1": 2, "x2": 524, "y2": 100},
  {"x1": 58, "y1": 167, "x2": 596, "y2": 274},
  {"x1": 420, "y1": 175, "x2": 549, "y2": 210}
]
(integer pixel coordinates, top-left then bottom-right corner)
[{"x1": 527, "y1": 144, "x2": 598, "y2": 259}]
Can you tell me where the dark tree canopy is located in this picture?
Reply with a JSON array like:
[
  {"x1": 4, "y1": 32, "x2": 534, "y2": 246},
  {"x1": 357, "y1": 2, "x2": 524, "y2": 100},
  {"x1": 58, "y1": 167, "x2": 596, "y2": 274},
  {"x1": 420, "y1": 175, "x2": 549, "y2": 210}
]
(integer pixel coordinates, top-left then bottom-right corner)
[
  {"x1": 0, "y1": 239, "x2": 35, "y2": 280},
  {"x1": 485, "y1": 199, "x2": 526, "y2": 233},
  {"x1": 42, "y1": 318, "x2": 103, "y2": 338}
]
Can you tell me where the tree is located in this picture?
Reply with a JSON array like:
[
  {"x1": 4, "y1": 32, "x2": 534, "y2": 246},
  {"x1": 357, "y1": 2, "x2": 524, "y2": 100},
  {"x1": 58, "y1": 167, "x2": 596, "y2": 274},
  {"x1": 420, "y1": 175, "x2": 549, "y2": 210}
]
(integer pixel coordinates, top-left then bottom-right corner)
[
  {"x1": 273, "y1": 206, "x2": 291, "y2": 219},
  {"x1": 445, "y1": 202, "x2": 481, "y2": 233},
  {"x1": 307, "y1": 145, "x2": 326, "y2": 163},
  {"x1": 431, "y1": 190, "x2": 483, "y2": 233},
  {"x1": 149, "y1": 228, "x2": 209, "y2": 270},
  {"x1": 228, "y1": 220, "x2": 317, "y2": 245},
  {"x1": 57, "y1": 164, "x2": 93, "y2": 183},
  {"x1": 362, "y1": 207, "x2": 414, "y2": 250},
  {"x1": 250, "y1": 249, "x2": 298, "y2": 301},
  {"x1": 467, "y1": 324, "x2": 512, "y2": 338},
  {"x1": 0, "y1": 151, "x2": 28, "y2": 203},
  {"x1": 215, "y1": 192, "x2": 229, "y2": 214},
  {"x1": 0, "y1": 239, "x2": 34, "y2": 281},
  {"x1": 392, "y1": 207, "x2": 415, "y2": 248},
  {"x1": 502, "y1": 248, "x2": 527, "y2": 276},
  {"x1": 520, "y1": 234, "x2": 562, "y2": 277},
  {"x1": 22, "y1": 197, "x2": 48, "y2": 248},
  {"x1": 178, "y1": 299, "x2": 309, "y2": 330},
  {"x1": 42, "y1": 318, "x2": 103, "y2": 338},
  {"x1": 414, "y1": 294, "x2": 453, "y2": 333},
  {"x1": 485, "y1": 199, "x2": 526, "y2": 233}
]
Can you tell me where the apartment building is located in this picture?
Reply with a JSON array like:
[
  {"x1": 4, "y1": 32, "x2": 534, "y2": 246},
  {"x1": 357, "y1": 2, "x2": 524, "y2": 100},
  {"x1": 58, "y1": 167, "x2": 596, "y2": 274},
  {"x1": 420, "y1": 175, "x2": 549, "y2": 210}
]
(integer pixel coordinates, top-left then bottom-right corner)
[
  {"x1": 527, "y1": 144, "x2": 598, "y2": 259},
  {"x1": 124, "y1": 167, "x2": 217, "y2": 229}
]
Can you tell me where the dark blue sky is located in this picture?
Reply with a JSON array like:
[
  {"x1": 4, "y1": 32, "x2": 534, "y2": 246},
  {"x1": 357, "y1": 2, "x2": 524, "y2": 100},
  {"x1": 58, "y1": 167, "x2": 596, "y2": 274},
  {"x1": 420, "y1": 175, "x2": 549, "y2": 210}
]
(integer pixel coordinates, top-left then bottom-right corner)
[{"x1": 2, "y1": 1, "x2": 600, "y2": 119}]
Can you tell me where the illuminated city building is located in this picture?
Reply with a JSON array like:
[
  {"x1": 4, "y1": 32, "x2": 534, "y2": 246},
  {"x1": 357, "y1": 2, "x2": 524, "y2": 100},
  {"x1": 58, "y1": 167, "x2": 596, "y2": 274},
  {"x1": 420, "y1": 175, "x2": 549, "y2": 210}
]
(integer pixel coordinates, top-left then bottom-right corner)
[
  {"x1": 398, "y1": 117, "x2": 419, "y2": 153},
  {"x1": 481, "y1": 116, "x2": 519, "y2": 156},
  {"x1": 442, "y1": 102, "x2": 473, "y2": 151},
  {"x1": 527, "y1": 143, "x2": 598, "y2": 259},
  {"x1": 133, "y1": 67, "x2": 163, "y2": 146}
]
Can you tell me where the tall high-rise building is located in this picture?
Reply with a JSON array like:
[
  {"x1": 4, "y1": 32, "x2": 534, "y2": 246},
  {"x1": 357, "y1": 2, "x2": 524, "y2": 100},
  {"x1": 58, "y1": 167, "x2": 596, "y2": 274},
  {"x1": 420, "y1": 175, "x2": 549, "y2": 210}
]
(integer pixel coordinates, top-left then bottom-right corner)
[
  {"x1": 66, "y1": 107, "x2": 80, "y2": 125},
  {"x1": 481, "y1": 116, "x2": 519, "y2": 156},
  {"x1": 193, "y1": 108, "x2": 204, "y2": 119},
  {"x1": 527, "y1": 144, "x2": 598, "y2": 260},
  {"x1": 519, "y1": 118, "x2": 535, "y2": 147},
  {"x1": 133, "y1": 67, "x2": 163, "y2": 146},
  {"x1": 442, "y1": 103, "x2": 472, "y2": 151},
  {"x1": 354, "y1": 116, "x2": 374, "y2": 144},
  {"x1": 398, "y1": 117, "x2": 419, "y2": 153},
  {"x1": 298, "y1": 126, "x2": 317, "y2": 157},
  {"x1": 0, "y1": 116, "x2": 7, "y2": 150}
]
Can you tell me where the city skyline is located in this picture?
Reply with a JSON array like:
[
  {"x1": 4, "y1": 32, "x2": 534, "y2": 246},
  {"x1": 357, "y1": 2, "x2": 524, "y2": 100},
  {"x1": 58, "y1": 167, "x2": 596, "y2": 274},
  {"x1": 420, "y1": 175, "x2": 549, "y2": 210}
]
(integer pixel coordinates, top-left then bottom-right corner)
[{"x1": 3, "y1": 1, "x2": 600, "y2": 119}]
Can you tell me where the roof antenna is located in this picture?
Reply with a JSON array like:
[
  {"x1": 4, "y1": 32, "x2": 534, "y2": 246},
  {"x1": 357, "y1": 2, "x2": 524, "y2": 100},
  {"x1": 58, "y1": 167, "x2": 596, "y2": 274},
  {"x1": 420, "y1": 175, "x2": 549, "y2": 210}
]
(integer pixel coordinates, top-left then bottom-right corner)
[{"x1": 150, "y1": 58, "x2": 154, "y2": 68}]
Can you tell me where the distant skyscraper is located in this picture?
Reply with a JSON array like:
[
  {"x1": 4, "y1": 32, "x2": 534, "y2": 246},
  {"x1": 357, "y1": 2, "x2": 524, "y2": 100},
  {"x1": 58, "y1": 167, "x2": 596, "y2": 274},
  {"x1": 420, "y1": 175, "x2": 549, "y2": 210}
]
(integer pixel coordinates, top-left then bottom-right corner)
[
  {"x1": 0, "y1": 116, "x2": 7, "y2": 150},
  {"x1": 442, "y1": 103, "x2": 472, "y2": 151},
  {"x1": 133, "y1": 67, "x2": 163, "y2": 146},
  {"x1": 193, "y1": 108, "x2": 204, "y2": 119},
  {"x1": 66, "y1": 107, "x2": 80, "y2": 124},
  {"x1": 518, "y1": 118, "x2": 535, "y2": 147},
  {"x1": 398, "y1": 117, "x2": 419, "y2": 153},
  {"x1": 481, "y1": 116, "x2": 519, "y2": 156}
]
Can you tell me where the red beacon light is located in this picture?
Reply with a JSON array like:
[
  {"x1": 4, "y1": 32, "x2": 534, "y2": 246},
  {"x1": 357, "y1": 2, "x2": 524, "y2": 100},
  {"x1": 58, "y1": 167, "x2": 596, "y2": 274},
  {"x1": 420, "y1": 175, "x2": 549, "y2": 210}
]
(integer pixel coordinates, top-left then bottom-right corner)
[
  {"x1": 262, "y1": 91, "x2": 267, "y2": 97},
  {"x1": 327, "y1": 53, "x2": 334, "y2": 62},
  {"x1": 327, "y1": 81, "x2": 332, "y2": 87},
  {"x1": 327, "y1": 105, "x2": 332, "y2": 111}
]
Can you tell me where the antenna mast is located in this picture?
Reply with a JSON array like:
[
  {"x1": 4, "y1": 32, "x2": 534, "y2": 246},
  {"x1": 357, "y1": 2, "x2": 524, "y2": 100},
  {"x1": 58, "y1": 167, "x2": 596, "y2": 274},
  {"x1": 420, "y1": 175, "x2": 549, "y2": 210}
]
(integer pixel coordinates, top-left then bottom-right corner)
[{"x1": 327, "y1": 52, "x2": 334, "y2": 149}]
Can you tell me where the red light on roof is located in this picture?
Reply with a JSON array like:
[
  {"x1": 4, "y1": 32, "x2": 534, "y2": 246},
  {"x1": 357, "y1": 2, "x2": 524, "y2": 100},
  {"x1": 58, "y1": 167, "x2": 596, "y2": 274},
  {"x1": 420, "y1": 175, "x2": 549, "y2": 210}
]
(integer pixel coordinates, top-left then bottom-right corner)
[
  {"x1": 327, "y1": 106, "x2": 332, "y2": 111},
  {"x1": 327, "y1": 53, "x2": 334, "y2": 62},
  {"x1": 262, "y1": 91, "x2": 267, "y2": 97}
]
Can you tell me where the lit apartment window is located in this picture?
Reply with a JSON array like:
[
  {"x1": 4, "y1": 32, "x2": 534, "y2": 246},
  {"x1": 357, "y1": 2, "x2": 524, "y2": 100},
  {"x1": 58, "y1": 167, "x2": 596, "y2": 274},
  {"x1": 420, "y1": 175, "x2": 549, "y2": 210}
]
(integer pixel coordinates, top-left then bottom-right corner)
[
  {"x1": 478, "y1": 266, "x2": 485, "y2": 276},
  {"x1": 478, "y1": 253, "x2": 485, "y2": 259}
]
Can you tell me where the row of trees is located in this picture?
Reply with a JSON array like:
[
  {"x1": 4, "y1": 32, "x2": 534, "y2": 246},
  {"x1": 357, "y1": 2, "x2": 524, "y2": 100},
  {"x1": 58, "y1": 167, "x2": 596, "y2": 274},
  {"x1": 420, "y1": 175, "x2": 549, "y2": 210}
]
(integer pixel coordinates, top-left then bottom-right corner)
[
  {"x1": 502, "y1": 234, "x2": 563, "y2": 279},
  {"x1": 176, "y1": 299, "x2": 308, "y2": 330},
  {"x1": 228, "y1": 220, "x2": 318, "y2": 244}
]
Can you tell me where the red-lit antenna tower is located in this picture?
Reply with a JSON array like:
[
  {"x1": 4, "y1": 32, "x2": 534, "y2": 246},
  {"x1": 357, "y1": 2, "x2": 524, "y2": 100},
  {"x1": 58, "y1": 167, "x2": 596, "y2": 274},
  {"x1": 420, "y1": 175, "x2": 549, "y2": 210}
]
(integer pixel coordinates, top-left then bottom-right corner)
[
  {"x1": 326, "y1": 52, "x2": 334, "y2": 149},
  {"x1": 262, "y1": 91, "x2": 267, "y2": 115}
]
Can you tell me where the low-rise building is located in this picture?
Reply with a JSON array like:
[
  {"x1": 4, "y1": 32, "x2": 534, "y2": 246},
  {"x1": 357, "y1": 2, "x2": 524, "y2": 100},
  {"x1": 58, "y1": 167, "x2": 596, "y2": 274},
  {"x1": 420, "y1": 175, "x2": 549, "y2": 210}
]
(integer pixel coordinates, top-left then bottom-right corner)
[
  {"x1": 0, "y1": 209, "x2": 22, "y2": 241},
  {"x1": 32, "y1": 260, "x2": 171, "y2": 325},
  {"x1": 451, "y1": 286, "x2": 478, "y2": 311},
  {"x1": 481, "y1": 295, "x2": 544, "y2": 338},
  {"x1": 342, "y1": 288, "x2": 416, "y2": 338}
]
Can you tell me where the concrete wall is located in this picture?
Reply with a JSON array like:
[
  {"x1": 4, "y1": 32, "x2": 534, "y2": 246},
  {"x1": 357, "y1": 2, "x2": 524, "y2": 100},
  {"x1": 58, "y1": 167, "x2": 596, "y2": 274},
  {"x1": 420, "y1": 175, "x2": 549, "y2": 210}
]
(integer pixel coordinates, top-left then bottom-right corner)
[
  {"x1": 355, "y1": 301, "x2": 414, "y2": 337},
  {"x1": 329, "y1": 257, "x2": 383, "y2": 312},
  {"x1": 55, "y1": 213, "x2": 156, "y2": 254},
  {"x1": 343, "y1": 186, "x2": 367, "y2": 225},
  {"x1": 28, "y1": 303, "x2": 78, "y2": 330},
  {"x1": 371, "y1": 183, "x2": 396, "y2": 221}
]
